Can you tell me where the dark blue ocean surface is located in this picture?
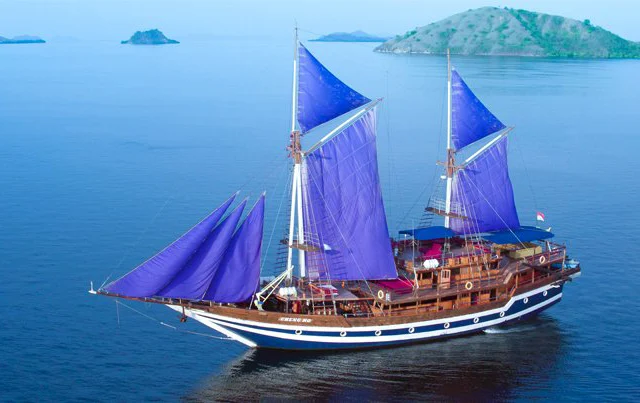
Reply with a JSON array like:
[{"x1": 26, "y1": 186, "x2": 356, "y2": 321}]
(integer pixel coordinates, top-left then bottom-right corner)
[{"x1": 0, "y1": 38, "x2": 639, "y2": 401}]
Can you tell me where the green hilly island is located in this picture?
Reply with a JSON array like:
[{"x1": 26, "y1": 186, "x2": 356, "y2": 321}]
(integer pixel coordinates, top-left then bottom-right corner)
[{"x1": 375, "y1": 7, "x2": 640, "y2": 58}]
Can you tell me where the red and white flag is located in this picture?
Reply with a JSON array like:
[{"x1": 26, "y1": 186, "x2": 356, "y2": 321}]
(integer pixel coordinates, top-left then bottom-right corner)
[{"x1": 536, "y1": 212, "x2": 545, "y2": 222}]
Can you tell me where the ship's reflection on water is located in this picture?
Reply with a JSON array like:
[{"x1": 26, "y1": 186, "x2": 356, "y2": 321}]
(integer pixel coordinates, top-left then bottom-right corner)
[{"x1": 184, "y1": 316, "x2": 566, "y2": 402}]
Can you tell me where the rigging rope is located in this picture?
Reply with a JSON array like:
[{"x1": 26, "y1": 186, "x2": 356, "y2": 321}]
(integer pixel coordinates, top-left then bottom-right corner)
[
  {"x1": 100, "y1": 151, "x2": 290, "y2": 292},
  {"x1": 306, "y1": 160, "x2": 381, "y2": 304},
  {"x1": 261, "y1": 159, "x2": 292, "y2": 271},
  {"x1": 396, "y1": 77, "x2": 447, "y2": 231},
  {"x1": 383, "y1": 71, "x2": 401, "y2": 235},
  {"x1": 464, "y1": 177, "x2": 527, "y2": 249},
  {"x1": 100, "y1": 196, "x2": 173, "y2": 289},
  {"x1": 511, "y1": 133, "x2": 540, "y2": 222},
  {"x1": 114, "y1": 300, "x2": 233, "y2": 341}
]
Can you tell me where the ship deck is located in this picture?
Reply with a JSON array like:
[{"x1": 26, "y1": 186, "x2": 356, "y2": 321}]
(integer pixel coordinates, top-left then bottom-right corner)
[{"x1": 97, "y1": 239, "x2": 578, "y2": 327}]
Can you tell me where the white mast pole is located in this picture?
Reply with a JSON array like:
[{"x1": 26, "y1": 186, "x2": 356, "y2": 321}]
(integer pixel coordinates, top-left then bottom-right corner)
[
  {"x1": 292, "y1": 26, "x2": 306, "y2": 279},
  {"x1": 444, "y1": 48, "x2": 454, "y2": 229},
  {"x1": 286, "y1": 167, "x2": 298, "y2": 280},
  {"x1": 290, "y1": 26, "x2": 298, "y2": 134},
  {"x1": 286, "y1": 26, "x2": 300, "y2": 280},
  {"x1": 296, "y1": 164, "x2": 306, "y2": 278},
  {"x1": 285, "y1": 25, "x2": 307, "y2": 280}
]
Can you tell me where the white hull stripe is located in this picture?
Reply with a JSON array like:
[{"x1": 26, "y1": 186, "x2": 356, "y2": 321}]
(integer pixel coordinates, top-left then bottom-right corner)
[
  {"x1": 192, "y1": 293, "x2": 561, "y2": 344},
  {"x1": 169, "y1": 284, "x2": 563, "y2": 346},
  {"x1": 185, "y1": 283, "x2": 559, "y2": 332}
]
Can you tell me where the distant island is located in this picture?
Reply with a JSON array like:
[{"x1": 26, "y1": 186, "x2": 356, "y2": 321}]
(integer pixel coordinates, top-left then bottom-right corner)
[
  {"x1": 375, "y1": 7, "x2": 640, "y2": 58},
  {"x1": 0, "y1": 35, "x2": 45, "y2": 44},
  {"x1": 311, "y1": 30, "x2": 391, "y2": 42},
  {"x1": 121, "y1": 29, "x2": 179, "y2": 45}
]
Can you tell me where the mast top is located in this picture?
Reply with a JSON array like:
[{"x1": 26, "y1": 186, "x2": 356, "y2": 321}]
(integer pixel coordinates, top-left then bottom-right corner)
[
  {"x1": 447, "y1": 48, "x2": 451, "y2": 81},
  {"x1": 290, "y1": 24, "x2": 300, "y2": 136}
]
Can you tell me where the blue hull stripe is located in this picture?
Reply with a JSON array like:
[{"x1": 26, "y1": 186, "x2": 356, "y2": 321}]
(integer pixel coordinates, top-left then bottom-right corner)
[
  {"x1": 178, "y1": 284, "x2": 563, "y2": 350},
  {"x1": 215, "y1": 300, "x2": 559, "y2": 350}
]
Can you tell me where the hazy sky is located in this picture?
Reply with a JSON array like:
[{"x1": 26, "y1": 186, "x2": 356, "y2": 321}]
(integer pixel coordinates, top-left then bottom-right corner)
[{"x1": 1, "y1": 0, "x2": 639, "y2": 41}]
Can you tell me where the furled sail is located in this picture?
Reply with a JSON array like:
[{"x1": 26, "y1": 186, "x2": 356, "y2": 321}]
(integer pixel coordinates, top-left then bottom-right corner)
[
  {"x1": 297, "y1": 43, "x2": 370, "y2": 133},
  {"x1": 302, "y1": 108, "x2": 397, "y2": 280},
  {"x1": 451, "y1": 69, "x2": 505, "y2": 150},
  {"x1": 104, "y1": 193, "x2": 238, "y2": 298},
  {"x1": 204, "y1": 194, "x2": 265, "y2": 303},
  {"x1": 450, "y1": 137, "x2": 520, "y2": 234},
  {"x1": 156, "y1": 200, "x2": 247, "y2": 299}
]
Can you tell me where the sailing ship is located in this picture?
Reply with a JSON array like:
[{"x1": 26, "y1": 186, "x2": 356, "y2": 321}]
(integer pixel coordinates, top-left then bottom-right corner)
[{"x1": 91, "y1": 32, "x2": 581, "y2": 351}]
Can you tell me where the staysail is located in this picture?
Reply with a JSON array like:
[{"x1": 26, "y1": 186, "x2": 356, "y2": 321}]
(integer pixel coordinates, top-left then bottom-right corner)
[
  {"x1": 302, "y1": 108, "x2": 397, "y2": 281},
  {"x1": 297, "y1": 43, "x2": 370, "y2": 133},
  {"x1": 450, "y1": 137, "x2": 520, "y2": 234},
  {"x1": 156, "y1": 200, "x2": 247, "y2": 299},
  {"x1": 104, "y1": 193, "x2": 265, "y2": 304},
  {"x1": 451, "y1": 69, "x2": 505, "y2": 150},
  {"x1": 204, "y1": 194, "x2": 265, "y2": 303},
  {"x1": 104, "y1": 193, "x2": 237, "y2": 298}
]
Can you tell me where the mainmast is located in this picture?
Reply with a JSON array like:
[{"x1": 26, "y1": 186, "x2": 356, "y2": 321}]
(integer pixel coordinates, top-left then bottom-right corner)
[
  {"x1": 444, "y1": 48, "x2": 454, "y2": 229},
  {"x1": 286, "y1": 26, "x2": 306, "y2": 280}
]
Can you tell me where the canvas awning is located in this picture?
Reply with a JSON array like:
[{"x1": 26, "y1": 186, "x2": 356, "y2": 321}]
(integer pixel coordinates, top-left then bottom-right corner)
[
  {"x1": 398, "y1": 226, "x2": 455, "y2": 241},
  {"x1": 481, "y1": 226, "x2": 554, "y2": 244}
]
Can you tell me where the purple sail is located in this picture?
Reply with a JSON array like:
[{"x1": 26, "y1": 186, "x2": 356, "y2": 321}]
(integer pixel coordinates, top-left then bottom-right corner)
[
  {"x1": 104, "y1": 194, "x2": 237, "y2": 298},
  {"x1": 204, "y1": 194, "x2": 265, "y2": 303},
  {"x1": 156, "y1": 200, "x2": 247, "y2": 300},
  {"x1": 297, "y1": 43, "x2": 370, "y2": 133},
  {"x1": 302, "y1": 109, "x2": 397, "y2": 281},
  {"x1": 451, "y1": 69, "x2": 505, "y2": 150},
  {"x1": 450, "y1": 137, "x2": 520, "y2": 234}
]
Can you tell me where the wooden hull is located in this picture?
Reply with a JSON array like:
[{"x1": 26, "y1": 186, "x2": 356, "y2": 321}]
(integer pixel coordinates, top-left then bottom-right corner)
[{"x1": 168, "y1": 281, "x2": 566, "y2": 351}]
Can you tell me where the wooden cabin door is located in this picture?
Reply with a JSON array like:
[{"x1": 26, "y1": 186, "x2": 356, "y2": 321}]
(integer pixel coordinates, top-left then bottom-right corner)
[{"x1": 440, "y1": 269, "x2": 451, "y2": 289}]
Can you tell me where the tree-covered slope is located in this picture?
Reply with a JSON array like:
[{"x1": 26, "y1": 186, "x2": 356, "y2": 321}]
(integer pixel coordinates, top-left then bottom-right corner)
[{"x1": 375, "y1": 7, "x2": 640, "y2": 58}]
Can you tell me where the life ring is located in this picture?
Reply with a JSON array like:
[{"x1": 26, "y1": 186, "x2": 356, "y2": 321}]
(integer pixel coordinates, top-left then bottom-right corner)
[
  {"x1": 465, "y1": 281, "x2": 473, "y2": 291},
  {"x1": 377, "y1": 290, "x2": 385, "y2": 299},
  {"x1": 539, "y1": 255, "x2": 546, "y2": 264}
]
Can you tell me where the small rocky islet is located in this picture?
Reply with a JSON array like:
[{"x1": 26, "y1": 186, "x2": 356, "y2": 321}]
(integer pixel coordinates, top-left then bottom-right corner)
[
  {"x1": 121, "y1": 29, "x2": 179, "y2": 45},
  {"x1": 311, "y1": 30, "x2": 390, "y2": 42}
]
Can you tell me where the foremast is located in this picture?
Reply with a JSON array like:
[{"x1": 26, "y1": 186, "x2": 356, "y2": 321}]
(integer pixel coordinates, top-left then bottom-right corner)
[
  {"x1": 256, "y1": 28, "x2": 395, "y2": 308},
  {"x1": 286, "y1": 26, "x2": 307, "y2": 281}
]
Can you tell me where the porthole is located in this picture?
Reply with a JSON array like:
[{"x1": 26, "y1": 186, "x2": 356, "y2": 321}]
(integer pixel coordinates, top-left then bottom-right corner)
[
  {"x1": 543, "y1": 291, "x2": 548, "y2": 297},
  {"x1": 473, "y1": 317, "x2": 480, "y2": 324},
  {"x1": 408, "y1": 327, "x2": 415, "y2": 334},
  {"x1": 375, "y1": 330, "x2": 382, "y2": 336},
  {"x1": 340, "y1": 331, "x2": 347, "y2": 337},
  {"x1": 295, "y1": 329, "x2": 302, "y2": 335},
  {"x1": 444, "y1": 322, "x2": 450, "y2": 329},
  {"x1": 523, "y1": 297, "x2": 529, "y2": 304},
  {"x1": 500, "y1": 311, "x2": 505, "y2": 318}
]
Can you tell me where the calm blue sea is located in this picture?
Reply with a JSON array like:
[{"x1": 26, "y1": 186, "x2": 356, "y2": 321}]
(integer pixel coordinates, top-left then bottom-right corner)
[{"x1": 1, "y1": 38, "x2": 639, "y2": 402}]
